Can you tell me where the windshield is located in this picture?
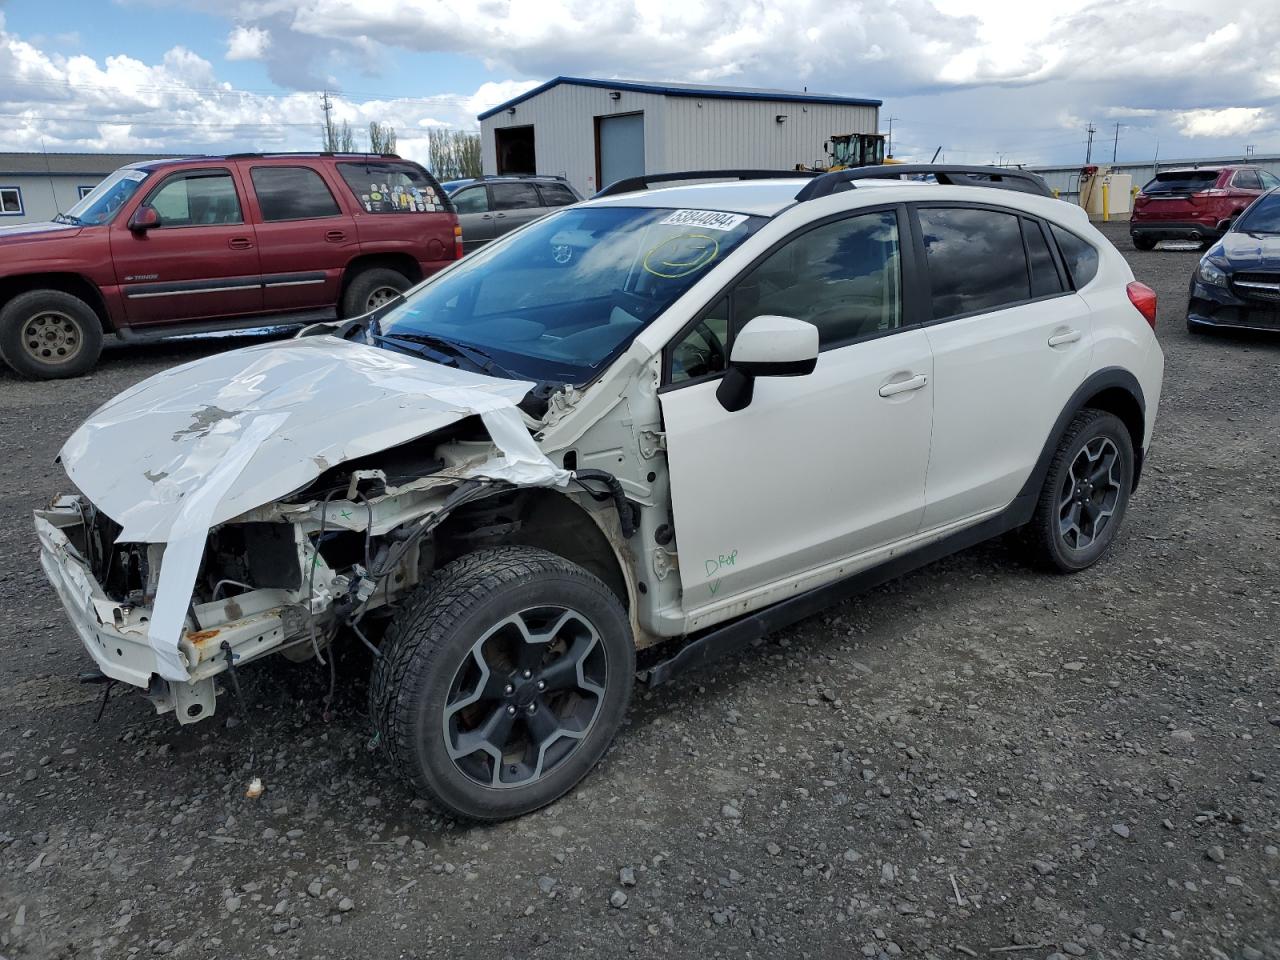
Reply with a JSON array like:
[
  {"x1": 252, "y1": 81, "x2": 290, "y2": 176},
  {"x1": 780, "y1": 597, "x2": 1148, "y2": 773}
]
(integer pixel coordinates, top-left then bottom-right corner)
[
  {"x1": 1141, "y1": 170, "x2": 1219, "y2": 196},
  {"x1": 374, "y1": 204, "x2": 764, "y2": 384},
  {"x1": 1234, "y1": 191, "x2": 1280, "y2": 234},
  {"x1": 62, "y1": 167, "x2": 151, "y2": 225}
]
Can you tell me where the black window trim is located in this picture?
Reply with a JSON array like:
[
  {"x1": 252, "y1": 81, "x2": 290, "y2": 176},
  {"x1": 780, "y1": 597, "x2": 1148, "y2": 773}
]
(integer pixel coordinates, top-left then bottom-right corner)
[
  {"x1": 909, "y1": 200, "x2": 1076, "y2": 327},
  {"x1": 1045, "y1": 220, "x2": 1100, "y2": 293},
  {"x1": 660, "y1": 202, "x2": 924, "y2": 392},
  {"x1": 1020, "y1": 214, "x2": 1069, "y2": 298},
  {"x1": 248, "y1": 164, "x2": 343, "y2": 223},
  {"x1": 138, "y1": 166, "x2": 244, "y2": 230}
]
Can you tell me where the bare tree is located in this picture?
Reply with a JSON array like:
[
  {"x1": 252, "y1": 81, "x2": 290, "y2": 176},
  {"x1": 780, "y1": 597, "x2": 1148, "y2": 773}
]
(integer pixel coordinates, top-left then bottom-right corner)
[
  {"x1": 369, "y1": 122, "x2": 397, "y2": 155},
  {"x1": 426, "y1": 128, "x2": 482, "y2": 180}
]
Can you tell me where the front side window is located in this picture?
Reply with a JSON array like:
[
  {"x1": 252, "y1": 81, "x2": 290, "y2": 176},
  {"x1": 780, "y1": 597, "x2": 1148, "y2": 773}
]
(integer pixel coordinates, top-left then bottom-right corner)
[
  {"x1": 374, "y1": 205, "x2": 762, "y2": 385},
  {"x1": 337, "y1": 160, "x2": 449, "y2": 214},
  {"x1": 491, "y1": 181, "x2": 541, "y2": 210},
  {"x1": 64, "y1": 167, "x2": 150, "y2": 225},
  {"x1": 451, "y1": 186, "x2": 489, "y2": 213},
  {"x1": 1049, "y1": 223, "x2": 1100, "y2": 289},
  {"x1": 145, "y1": 171, "x2": 242, "y2": 227},
  {"x1": 668, "y1": 210, "x2": 902, "y2": 384},
  {"x1": 250, "y1": 166, "x2": 341, "y2": 221},
  {"x1": 0, "y1": 186, "x2": 21, "y2": 215},
  {"x1": 917, "y1": 207, "x2": 1029, "y2": 319}
]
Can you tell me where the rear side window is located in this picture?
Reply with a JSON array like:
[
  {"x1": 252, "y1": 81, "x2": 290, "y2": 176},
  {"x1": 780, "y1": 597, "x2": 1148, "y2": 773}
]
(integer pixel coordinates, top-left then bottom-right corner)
[
  {"x1": 537, "y1": 182, "x2": 578, "y2": 207},
  {"x1": 250, "y1": 166, "x2": 340, "y2": 221},
  {"x1": 1233, "y1": 169, "x2": 1262, "y2": 191},
  {"x1": 336, "y1": 161, "x2": 451, "y2": 214},
  {"x1": 146, "y1": 170, "x2": 242, "y2": 226},
  {"x1": 1023, "y1": 218, "x2": 1065, "y2": 298},
  {"x1": 1260, "y1": 170, "x2": 1280, "y2": 190},
  {"x1": 1049, "y1": 224, "x2": 1100, "y2": 289},
  {"x1": 917, "y1": 207, "x2": 1029, "y2": 319},
  {"x1": 490, "y1": 181, "x2": 541, "y2": 210},
  {"x1": 1141, "y1": 170, "x2": 1219, "y2": 195}
]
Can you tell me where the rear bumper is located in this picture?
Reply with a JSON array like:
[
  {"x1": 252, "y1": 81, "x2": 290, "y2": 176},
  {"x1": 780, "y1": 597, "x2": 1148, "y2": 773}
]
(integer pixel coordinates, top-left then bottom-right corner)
[{"x1": 1131, "y1": 221, "x2": 1223, "y2": 243}]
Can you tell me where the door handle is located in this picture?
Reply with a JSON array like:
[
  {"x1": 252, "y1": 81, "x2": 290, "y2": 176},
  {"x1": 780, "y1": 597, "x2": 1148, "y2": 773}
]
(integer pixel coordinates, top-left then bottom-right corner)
[
  {"x1": 325, "y1": 230, "x2": 346, "y2": 242},
  {"x1": 878, "y1": 374, "x2": 928, "y2": 397},
  {"x1": 227, "y1": 237, "x2": 254, "y2": 250},
  {"x1": 495, "y1": 212, "x2": 507, "y2": 218},
  {"x1": 481, "y1": 214, "x2": 493, "y2": 220},
  {"x1": 1047, "y1": 329, "x2": 1082, "y2": 347}
]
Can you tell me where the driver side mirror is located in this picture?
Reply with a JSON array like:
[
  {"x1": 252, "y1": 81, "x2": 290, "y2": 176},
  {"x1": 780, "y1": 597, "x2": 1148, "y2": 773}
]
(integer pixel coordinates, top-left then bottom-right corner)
[
  {"x1": 716, "y1": 315, "x2": 818, "y2": 412},
  {"x1": 128, "y1": 206, "x2": 160, "y2": 232}
]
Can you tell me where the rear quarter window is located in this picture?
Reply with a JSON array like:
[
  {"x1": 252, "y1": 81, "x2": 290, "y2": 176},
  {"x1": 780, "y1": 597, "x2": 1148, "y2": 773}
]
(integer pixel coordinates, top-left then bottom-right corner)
[
  {"x1": 1048, "y1": 224, "x2": 1099, "y2": 289},
  {"x1": 336, "y1": 161, "x2": 453, "y2": 214}
]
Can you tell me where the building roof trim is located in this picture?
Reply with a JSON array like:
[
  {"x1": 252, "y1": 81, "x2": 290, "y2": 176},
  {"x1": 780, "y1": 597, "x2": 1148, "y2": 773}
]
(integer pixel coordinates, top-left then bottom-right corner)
[{"x1": 478, "y1": 76, "x2": 881, "y2": 121}]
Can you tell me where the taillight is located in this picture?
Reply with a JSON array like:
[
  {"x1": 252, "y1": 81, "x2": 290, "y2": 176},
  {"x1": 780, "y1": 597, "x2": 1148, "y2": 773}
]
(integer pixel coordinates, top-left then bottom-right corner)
[
  {"x1": 453, "y1": 223, "x2": 464, "y2": 259},
  {"x1": 1127, "y1": 281, "x2": 1157, "y2": 329}
]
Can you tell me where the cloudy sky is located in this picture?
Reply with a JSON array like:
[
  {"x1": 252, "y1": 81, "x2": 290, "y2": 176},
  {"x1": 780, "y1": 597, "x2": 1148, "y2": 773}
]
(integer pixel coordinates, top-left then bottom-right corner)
[{"x1": 0, "y1": 0, "x2": 1273, "y2": 167}]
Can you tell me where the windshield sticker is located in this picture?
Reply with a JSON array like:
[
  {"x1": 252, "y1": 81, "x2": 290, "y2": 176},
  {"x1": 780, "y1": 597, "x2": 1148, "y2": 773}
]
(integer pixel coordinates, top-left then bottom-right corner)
[
  {"x1": 660, "y1": 209, "x2": 749, "y2": 232},
  {"x1": 643, "y1": 233, "x2": 720, "y2": 279}
]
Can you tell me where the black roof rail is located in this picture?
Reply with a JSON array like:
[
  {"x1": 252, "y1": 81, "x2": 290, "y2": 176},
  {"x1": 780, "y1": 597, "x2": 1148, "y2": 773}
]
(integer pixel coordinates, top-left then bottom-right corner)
[
  {"x1": 796, "y1": 164, "x2": 1053, "y2": 201},
  {"x1": 220, "y1": 151, "x2": 403, "y2": 160},
  {"x1": 594, "y1": 169, "x2": 818, "y2": 199}
]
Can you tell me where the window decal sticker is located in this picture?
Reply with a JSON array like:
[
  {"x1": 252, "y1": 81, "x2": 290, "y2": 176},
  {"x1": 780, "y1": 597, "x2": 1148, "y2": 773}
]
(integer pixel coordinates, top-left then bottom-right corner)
[{"x1": 659, "y1": 209, "x2": 749, "y2": 232}]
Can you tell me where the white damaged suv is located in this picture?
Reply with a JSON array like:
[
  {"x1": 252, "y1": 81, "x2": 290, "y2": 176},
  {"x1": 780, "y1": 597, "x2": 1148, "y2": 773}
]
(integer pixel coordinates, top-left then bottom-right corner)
[{"x1": 36, "y1": 166, "x2": 1164, "y2": 821}]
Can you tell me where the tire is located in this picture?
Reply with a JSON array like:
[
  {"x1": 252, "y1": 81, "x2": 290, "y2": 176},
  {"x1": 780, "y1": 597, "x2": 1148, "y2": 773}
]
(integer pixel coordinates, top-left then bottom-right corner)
[
  {"x1": 1131, "y1": 235, "x2": 1156, "y2": 251},
  {"x1": 369, "y1": 546, "x2": 635, "y2": 822},
  {"x1": 0, "y1": 289, "x2": 104, "y2": 380},
  {"x1": 1024, "y1": 409, "x2": 1134, "y2": 573},
  {"x1": 340, "y1": 267, "x2": 411, "y2": 319}
]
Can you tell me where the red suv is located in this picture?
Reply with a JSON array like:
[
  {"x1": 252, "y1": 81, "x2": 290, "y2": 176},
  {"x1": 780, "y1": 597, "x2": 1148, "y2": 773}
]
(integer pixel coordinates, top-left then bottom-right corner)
[
  {"x1": 1130, "y1": 164, "x2": 1280, "y2": 250},
  {"x1": 0, "y1": 153, "x2": 460, "y2": 379}
]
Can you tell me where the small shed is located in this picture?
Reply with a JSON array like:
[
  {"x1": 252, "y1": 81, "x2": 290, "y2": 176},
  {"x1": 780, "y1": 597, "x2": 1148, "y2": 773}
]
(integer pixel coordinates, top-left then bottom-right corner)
[{"x1": 478, "y1": 77, "x2": 881, "y2": 198}]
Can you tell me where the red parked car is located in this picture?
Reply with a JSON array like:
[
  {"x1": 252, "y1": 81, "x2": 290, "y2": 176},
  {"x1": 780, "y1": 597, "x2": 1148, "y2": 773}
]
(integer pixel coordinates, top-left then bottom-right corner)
[
  {"x1": 0, "y1": 153, "x2": 461, "y2": 379},
  {"x1": 1130, "y1": 164, "x2": 1280, "y2": 250}
]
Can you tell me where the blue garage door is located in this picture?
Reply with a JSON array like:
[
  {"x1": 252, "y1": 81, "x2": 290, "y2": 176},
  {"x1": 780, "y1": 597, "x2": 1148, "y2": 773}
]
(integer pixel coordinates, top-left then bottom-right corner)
[{"x1": 597, "y1": 113, "x2": 645, "y2": 190}]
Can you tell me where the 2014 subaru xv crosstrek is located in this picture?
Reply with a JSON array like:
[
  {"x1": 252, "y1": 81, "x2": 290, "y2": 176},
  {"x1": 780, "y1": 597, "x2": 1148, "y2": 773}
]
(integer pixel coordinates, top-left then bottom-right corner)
[{"x1": 35, "y1": 165, "x2": 1164, "y2": 822}]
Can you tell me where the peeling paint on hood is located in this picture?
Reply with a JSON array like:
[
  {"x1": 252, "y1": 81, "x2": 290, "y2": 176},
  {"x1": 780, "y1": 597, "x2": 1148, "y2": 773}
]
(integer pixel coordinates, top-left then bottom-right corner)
[
  {"x1": 59, "y1": 335, "x2": 570, "y2": 683},
  {"x1": 61, "y1": 335, "x2": 563, "y2": 543}
]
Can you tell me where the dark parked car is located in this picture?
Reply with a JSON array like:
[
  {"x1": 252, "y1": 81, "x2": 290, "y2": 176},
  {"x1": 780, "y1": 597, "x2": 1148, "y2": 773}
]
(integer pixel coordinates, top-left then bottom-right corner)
[
  {"x1": 442, "y1": 175, "x2": 582, "y2": 253},
  {"x1": 1187, "y1": 187, "x2": 1280, "y2": 334},
  {"x1": 0, "y1": 153, "x2": 460, "y2": 379},
  {"x1": 1130, "y1": 165, "x2": 1280, "y2": 250}
]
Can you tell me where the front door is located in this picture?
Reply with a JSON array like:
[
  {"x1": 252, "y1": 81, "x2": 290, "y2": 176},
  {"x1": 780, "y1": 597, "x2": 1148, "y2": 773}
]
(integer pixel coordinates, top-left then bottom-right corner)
[
  {"x1": 111, "y1": 166, "x2": 262, "y2": 325},
  {"x1": 913, "y1": 205, "x2": 1095, "y2": 529},
  {"x1": 659, "y1": 208, "x2": 934, "y2": 611},
  {"x1": 451, "y1": 184, "x2": 495, "y2": 253}
]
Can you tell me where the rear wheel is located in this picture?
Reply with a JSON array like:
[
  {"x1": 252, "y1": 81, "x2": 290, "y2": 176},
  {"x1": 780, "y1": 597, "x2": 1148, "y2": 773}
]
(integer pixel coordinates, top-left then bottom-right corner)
[
  {"x1": 1025, "y1": 410, "x2": 1134, "y2": 573},
  {"x1": 369, "y1": 546, "x2": 634, "y2": 822},
  {"x1": 0, "y1": 289, "x2": 103, "y2": 380},
  {"x1": 340, "y1": 267, "x2": 411, "y2": 319},
  {"x1": 1131, "y1": 235, "x2": 1156, "y2": 251}
]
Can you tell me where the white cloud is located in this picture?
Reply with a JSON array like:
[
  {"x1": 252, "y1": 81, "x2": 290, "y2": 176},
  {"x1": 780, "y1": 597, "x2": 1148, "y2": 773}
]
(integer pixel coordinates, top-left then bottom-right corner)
[
  {"x1": 1175, "y1": 107, "x2": 1271, "y2": 139},
  {"x1": 225, "y1": 24, "x2": 271, "y2": 61}
]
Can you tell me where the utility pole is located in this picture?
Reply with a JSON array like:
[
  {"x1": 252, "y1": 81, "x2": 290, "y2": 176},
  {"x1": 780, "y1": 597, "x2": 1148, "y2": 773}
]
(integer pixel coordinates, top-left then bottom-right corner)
[
  {"x1": 321, "y1": 90, "x2": 334, "y2": 150},
  {"x1": 1084, "y1": 123, "x2": 1097, "y2": 164},
  {"x1": 886, "y1": 116, "x2": 899, "y2": 158},
  {"x1": 1112, "y1": 123, "x2": 1122, "y2": 163}
]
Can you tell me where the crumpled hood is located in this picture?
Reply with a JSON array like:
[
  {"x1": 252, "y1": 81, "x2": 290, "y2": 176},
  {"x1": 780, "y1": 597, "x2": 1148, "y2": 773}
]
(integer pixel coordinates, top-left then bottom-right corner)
[{"x1": 61, "y1": 335, "x2": 564, "y2": 543}]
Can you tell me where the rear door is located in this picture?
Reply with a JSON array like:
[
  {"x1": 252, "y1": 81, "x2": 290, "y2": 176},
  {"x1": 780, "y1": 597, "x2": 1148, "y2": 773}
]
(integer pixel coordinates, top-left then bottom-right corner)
[
  {"x1": 488, "y1": 181, "x2": 548, "y2": 238},
  {"x1": 914, "y1": 204, "x2": 1094, "y2": 529},
  {"x1": 334, "y1": 160, "x2": 456, "y2": 269},
  {"x1": 243, "y1": 162, "x2": 357, "y2": 313},
  {"x1": 451, "y1": 184, "x2": 495, "y2": 252},
  {"x1": 111, "y1": 165, "x2": 262, "y2": 325},
  {"x1": 536, "y1": 181, "x2": 581, "y2": 209}
]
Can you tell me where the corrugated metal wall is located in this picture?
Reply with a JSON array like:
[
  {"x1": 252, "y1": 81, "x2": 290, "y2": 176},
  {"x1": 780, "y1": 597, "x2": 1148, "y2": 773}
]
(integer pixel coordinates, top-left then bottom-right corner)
[
  {"x1": 481, "y1": 83, "x2": 879, "y2": 198},
  {"x1": 661, "y1": 98, "x2": 877, "y2": 175},
  {"x1": 482, "y1": 85, "x2": 670, "y2": 197},
  {"x1": 0, "y1": 175, "x2": 99, "y2": 224},
  {"x1": 1031, "y1": 155, "x2": 1280, "y2": 201}
]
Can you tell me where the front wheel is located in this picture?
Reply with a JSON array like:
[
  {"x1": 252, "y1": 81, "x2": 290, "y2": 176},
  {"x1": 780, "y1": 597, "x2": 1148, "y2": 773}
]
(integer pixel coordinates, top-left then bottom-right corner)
[
  {"x1": 0, "y1": 289, "x2": 104, "y2": 379},
  {"x1": 340, "y1": 267, "x2": 411, "y2": 319},
  {"x1": 1024, "y1": 409, "x2": 1134, "y2": 573},
  {"x1": 369, "y1": 546, "x2": 635, "y2": 822}
]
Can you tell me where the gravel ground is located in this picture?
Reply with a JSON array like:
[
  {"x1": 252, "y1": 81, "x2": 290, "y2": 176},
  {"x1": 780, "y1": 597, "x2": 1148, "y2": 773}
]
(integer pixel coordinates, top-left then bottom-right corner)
[{"x1": 1, "y1": 223, "x2": 1277, "y2": 960}]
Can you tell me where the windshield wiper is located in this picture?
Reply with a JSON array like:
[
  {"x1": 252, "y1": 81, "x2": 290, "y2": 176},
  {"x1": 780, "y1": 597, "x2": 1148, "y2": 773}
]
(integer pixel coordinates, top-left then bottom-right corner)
[{"x1": 374, "y1": 331, "x2": 519, "y2": 380}]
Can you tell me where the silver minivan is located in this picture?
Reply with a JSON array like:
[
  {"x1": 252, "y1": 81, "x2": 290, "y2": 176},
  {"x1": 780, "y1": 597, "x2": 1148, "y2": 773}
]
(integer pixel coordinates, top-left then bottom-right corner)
[{"x1": 443, "y1": 175, "x2": 582, "y2": 253}]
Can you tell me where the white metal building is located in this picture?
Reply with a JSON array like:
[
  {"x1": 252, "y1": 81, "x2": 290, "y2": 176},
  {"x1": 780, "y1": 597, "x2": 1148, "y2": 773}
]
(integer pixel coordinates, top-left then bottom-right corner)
[
  {"x1": 0, "y1": 152, "x2": 172, "y2": 224},
  {"x1": 478, "y1": 77, "x2": 881, "y2": 198}
]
